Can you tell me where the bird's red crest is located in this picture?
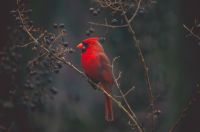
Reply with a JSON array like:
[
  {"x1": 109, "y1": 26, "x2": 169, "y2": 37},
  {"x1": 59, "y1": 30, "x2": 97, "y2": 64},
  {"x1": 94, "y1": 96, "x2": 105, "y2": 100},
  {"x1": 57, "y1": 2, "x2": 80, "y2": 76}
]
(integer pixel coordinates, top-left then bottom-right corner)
[{"x1": 82, "y1": 37, "x2": 99, "y2": 44}]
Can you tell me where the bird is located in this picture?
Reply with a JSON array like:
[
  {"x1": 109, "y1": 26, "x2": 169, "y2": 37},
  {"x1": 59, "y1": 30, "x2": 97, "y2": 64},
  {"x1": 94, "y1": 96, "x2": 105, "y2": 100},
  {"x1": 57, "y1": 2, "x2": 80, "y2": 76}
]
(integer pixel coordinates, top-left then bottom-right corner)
[{"x1": 76, "y1": 37, "x2": 114, "y2": 121}]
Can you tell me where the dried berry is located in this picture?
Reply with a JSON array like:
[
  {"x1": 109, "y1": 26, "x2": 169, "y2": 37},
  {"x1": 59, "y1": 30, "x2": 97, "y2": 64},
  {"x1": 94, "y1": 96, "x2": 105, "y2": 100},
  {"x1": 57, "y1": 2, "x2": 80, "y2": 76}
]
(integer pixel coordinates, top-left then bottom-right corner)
[
  {"x1": 9, "y1": 10, "x2": 16, "y2": 14},
  {"x1": 89, "y1": 7, "x2": 94, "y2": 12},
  {"x1": 59, "y1": 23, "x2": 65, "y2": 28},
  {"x1": 50, "y1": 87, "x2": 58, "y2": 94},
  {"x1": 89, "y1": 27, "x2": 95, "y2": 33},
  {"x1": 111, "y1": 19, "x2": 118, "y2": 23},
  {"x1": 26, "y1": 9, "x2": 33, "y2": 14},
  {"x1": 85, "y1": 30, "x2": 90, "y2": 36},
  {"x1": 53, "y1": 23, "x2": 58, "y2": 28},
  {"x1": 96, "y1": 8, "x2": 101, "y2": 13},
  {"x1": 92, "y1": 10, "x2": 98, "y2": 16},
  {"x1": 63, "y1": 42, "x2": 69, "y2": 47}
]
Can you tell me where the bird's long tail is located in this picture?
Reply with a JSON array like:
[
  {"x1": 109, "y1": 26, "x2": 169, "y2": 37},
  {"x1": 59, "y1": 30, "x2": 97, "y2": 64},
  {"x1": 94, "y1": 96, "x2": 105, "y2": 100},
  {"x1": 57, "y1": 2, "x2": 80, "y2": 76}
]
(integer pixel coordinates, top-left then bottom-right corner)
[{"x1": 101, "y1": 84, "x2": 114, "y2": 121}]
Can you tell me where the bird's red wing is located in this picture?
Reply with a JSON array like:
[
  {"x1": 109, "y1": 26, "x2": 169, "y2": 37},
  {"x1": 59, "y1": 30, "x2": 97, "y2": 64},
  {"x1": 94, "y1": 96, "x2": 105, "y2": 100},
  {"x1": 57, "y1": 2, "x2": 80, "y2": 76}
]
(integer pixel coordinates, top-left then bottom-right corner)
[{"x1": 97, "y1": 53, "x2": 114, "y2": 85}]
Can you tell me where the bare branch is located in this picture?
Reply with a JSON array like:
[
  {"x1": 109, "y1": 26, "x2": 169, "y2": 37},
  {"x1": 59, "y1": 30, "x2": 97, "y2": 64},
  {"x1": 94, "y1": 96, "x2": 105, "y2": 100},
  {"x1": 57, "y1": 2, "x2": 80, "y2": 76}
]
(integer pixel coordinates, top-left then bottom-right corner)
[
  {"x1": 114, "y1": 86, "x2": 135, "y2": 98},
  {"x1": 183, "y1": 24, "x2": 200, "y2": 40},
  {"x1": 88, "y1": 21, "x2": 128, "y2": 28},
  {"x1": 122, "y1": 5, "x2": 156, "y2": 131},
  {"x1": 128, "y1": 0, "x2": 142, "y2": 23},
  {"x1": 111, "y1": 56, "x2": 144, "y2": 131}
]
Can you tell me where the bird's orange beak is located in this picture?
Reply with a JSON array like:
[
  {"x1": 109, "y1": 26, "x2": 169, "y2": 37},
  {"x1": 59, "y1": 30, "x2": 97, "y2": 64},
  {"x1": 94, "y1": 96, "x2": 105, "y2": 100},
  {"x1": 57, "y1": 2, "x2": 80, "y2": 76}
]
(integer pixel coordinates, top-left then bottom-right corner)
[{"x1": 76, "y1": 43, "x2": 83, "y2": 49}]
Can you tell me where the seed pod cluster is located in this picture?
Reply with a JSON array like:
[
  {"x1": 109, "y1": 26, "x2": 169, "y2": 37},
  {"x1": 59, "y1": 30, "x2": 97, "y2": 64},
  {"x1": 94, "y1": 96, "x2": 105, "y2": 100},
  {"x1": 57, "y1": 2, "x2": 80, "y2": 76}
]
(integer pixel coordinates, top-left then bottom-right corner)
[{"x1": 3, "y1": 0, "x2": 76, "y2": 114}]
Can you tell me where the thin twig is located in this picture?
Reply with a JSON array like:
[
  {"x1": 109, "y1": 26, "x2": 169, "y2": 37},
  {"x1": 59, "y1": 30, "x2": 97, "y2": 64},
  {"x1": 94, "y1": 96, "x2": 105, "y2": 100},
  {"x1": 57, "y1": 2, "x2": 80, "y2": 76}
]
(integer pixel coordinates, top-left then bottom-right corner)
[
  {"x1": 114, "y1": 87, "x2": 135, "y2": 98},
  {"x1": 183, "y1": 24, "x2": 200, "y2": 40},
  {"x1": 17, "y1": 41, "x2": 35, "y2": 47},
  {"x1": 111, "y1": 56, "x2": 144, "y2": 131},
  {"x1": 124, "y1": 13, "x2": 155, "y2": 131},
  {"x1": 88, "y1": 22, "x2": 128, "y2": 28},
  {"x1": 17, "y1": 33, "x2": 45, "y2": 47},
  {"x1": 17, "y1": 9, "x2": 37, "y2": 43},
  {"x1": 128, "y1": 0, "x2": 142, "y2": 23}
]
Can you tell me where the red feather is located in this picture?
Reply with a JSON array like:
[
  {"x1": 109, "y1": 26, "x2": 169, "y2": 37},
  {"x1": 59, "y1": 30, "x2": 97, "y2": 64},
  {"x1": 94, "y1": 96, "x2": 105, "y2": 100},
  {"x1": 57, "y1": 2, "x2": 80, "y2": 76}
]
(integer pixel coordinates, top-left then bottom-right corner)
[{"x1": 77, "y1": 37, "x2": 114, "y2": 121}]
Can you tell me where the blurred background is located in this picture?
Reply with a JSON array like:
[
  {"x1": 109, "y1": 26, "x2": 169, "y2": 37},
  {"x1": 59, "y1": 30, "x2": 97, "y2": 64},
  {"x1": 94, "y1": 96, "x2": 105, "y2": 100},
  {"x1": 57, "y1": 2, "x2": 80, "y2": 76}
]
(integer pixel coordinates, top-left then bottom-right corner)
[{"x1": 0, "y1": 0, "x2": 200, "y2": 132}]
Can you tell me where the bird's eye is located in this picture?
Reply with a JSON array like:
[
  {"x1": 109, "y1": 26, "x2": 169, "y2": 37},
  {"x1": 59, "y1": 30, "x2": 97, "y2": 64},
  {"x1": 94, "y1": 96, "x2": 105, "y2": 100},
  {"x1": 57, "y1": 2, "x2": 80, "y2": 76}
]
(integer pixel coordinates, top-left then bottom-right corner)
[{"x1": 82, "y1": 42, "x2": 89, "y2": 48}]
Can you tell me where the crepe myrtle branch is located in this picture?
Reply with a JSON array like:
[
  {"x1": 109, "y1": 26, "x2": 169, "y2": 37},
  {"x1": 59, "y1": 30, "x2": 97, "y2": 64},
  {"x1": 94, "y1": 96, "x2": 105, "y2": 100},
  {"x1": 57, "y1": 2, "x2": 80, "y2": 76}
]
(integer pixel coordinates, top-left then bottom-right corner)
[
  {"x1": 128, "y1": 0, "x2": 142, "y2": 23},
  {"x1": 111, "y1": 65, "x2": 135, "y2": 98},
  {"x1": 88, "y1": 21, "x2": 128, "y2": 28},
  {"x1": 111, "y1": 56, "x2": 143, "y2": 130},
  {"x1": 123, "y1": 13, "x2": 156, "y2": 131},
  {"x1": 16, "y1": 2, "x2": 144, "y2": 132},
  {"x1": 111, "y1": 57, "x2": 135, "y2": 116},
  {"x1": 183, "y1": 24, "x2": 200, "y2": 40},
  {"x1": 114, "y1": 86, "x2": 135, "y2": 98}
]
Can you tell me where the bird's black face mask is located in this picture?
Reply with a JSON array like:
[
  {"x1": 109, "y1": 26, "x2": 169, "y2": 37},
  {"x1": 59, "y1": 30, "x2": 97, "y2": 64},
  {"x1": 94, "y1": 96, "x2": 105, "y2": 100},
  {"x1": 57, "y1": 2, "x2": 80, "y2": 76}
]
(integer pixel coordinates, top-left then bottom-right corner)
[{"x1": 81, "y1": 41, "x2": 89, "y2": 53}]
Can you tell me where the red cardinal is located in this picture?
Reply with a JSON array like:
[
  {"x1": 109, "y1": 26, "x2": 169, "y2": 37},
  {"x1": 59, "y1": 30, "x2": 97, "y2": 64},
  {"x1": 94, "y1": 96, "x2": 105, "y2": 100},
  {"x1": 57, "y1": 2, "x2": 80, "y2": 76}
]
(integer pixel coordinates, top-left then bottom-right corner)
[{"x1": 76, "y1": 37, "x2": 114, "y2": 121}]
